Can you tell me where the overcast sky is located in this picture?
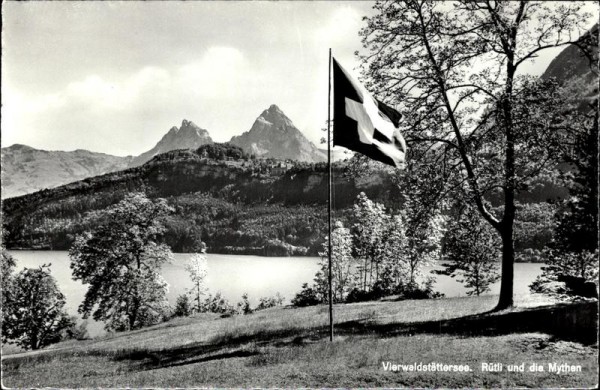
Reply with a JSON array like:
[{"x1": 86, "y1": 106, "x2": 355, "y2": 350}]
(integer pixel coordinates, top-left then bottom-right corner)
[{"x1": 2, "y1": 1, "x2": 598, "y2": 156}]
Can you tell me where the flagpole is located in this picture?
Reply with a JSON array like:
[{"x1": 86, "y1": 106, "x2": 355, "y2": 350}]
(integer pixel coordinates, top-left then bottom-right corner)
[{"x1": 327, "y1": 48, "x2": 334, "y2": 342}]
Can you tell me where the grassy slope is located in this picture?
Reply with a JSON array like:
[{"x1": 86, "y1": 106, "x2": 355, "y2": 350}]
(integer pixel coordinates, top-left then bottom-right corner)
[{"x1": 2, "y1": 295, "x2": 598, "y2": 388}]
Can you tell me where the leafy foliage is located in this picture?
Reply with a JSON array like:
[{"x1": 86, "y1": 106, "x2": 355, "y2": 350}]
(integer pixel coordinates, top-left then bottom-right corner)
[
  {"x1": 173, "y1": 294, "x2": 192, "y2": 317},
  {"x1": 439, "y1": 207, "x2": 501, "y2": 296},
  {"x1": 314, "y1": 221, "x2": 355, "y2": 302},
  {"x1": 62, "y1": 317, "x2": 90, "y2": 341},
  {"x1": 69, "y1": 193, "x2": 173, "y2": 331},
  {"x1": 513, "y1": 202, "x2": 557, "y2": 254},
  {"x1": 1, "y1": 248, "x2": 16, "y2": 310},
  {"x1": 293, "y1": 193, "x2": 444, "y2": 307},
  {"x1": 359, "y1": 0, "x2": 595, "y2": 309},
  {"x1": 2, "y1": 265, "x2": 74, "y2": 350},
  {"x1": 291, "y1": 283, "x2": 322, "y2": 307},
  {"x1": 255, "y1": 293, "x2": 285, "y2": 311},
  {"x1": 185, "y1": 252, "x2": 208, "y2": 313},
  {"x1": 195, "y1": 143, "x2": 250, "y2": 161},
  {"x1": 531, "y1": 103, "x2": 599, "y2": 299},
  {"x1": 236, "y1": 293, "x2": 253, "y2": 315},
  {"x1": 352, "y1": 193, "x2": 391, "y2": 292},
  {"x1": 199, "y1": 292, "x2": 236, "y2": 315}
]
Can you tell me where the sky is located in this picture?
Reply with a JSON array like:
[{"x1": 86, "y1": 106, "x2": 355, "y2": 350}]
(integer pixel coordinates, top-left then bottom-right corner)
[
  {"x1": 2, "y1": 1, "x2": 374, "y2": 156},
  {"x1": 2, "y1": 1, "x2": 598, "y2": 157}
]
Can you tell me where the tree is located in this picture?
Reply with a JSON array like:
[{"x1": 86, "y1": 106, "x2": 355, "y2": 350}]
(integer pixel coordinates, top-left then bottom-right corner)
[
  {"x1": 513, "y1": 202, "x2": 557, "y2": 255},
  {"x1": 1, "y1": 227, "x2": 16, "y2": 307},
  {"x1": 439, "y1": 206, "x2": 501, "y2": 296},
  {"x1": 352, "y1": 193, "x2": 390, "y2": 291},
  {"x1": 69, "y1": 193, "x2": 173, "y2": 331},
  {"x1": 397, "y1": 207, "x2": 446, "y2": 287},
  {"x1": 531, "y1": 98, "x2": 598, "y2": 298},
  {"x1": 1, "y1": 249, "x2": 16, "y2": 309},
  {"x1": 173, "y1": 294, "x2": 192, "y2": 317},
  {"x1": 359, "y1": 0, "x2": 594, "y2": 309},
  {"x1": 236, "y1": 293, "x2": 253, "y2": 315},
  {"x1": 349, "y1": 192, "x2": 443, "y2": 297},
  {"x1": 185, "y1": 252, "x2": 208, "y2": 313},
  {"x1": 2, "y1": 265, "x2": 74, "y2": 350},
  {"x1": 291, "y1": 283, "x2": 322, "y2": 307},
  {"x1": 315, "y1": 221, "x2": 355, "y2": 302}
]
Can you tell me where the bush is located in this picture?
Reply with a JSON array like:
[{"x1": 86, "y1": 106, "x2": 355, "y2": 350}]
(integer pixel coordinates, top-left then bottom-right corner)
[
  {"x1": 255, "y1": 293, "x2": 285, "y2": 311},
  {"x1": 200, "y1": 292, "x2": 236, "y2": 315},
  {"x1": 346, "y1": 279, "x2": 444, "y2": 303},
  {"x1": 291, "y1": 283, "x2": 322, "y2": 307},
  {"x1": 236, "y1": 293, "x2": 253, "y2": 315},
  {"x1": 173, "y1": 294, "x2": 192, "y2": 317},
  {"x1": 62, "y1": 317, "x2": 89, "y2": 340},
  {"x1": 530, "y1": 249, "x2": 599, "y2": 299},
  {"x1": 345, "y1": 288, "x2": 376, "y2": 303},
  {"x1": 397, "y1": 279, "x2": 444, "y2": 300}
]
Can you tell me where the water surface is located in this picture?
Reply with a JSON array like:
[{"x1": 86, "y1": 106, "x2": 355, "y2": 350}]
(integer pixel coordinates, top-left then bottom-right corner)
[{"x1": 8, "y1": 251, "x2": 542, "y2": 337}]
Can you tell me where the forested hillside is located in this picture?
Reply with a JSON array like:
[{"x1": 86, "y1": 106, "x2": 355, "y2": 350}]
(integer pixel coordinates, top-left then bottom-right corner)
[
  {"x1": 2, "y1": 141, "x2": 566, "y2": 257},
  {"x1": 2, "y1": 144, "x2": 400, "y2": 255}
]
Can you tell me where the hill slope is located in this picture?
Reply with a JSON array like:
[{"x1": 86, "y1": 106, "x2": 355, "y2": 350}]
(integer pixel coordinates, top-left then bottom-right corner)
[
  {"x1": 541, "y1": 23, "x2": 598, "y2": 86},
  {"x1": 2, "y1": 297, "x2": 596, "y2": 388},
  {"x1": 0, "y1": 145, "x2": 132, "y2": 199}
]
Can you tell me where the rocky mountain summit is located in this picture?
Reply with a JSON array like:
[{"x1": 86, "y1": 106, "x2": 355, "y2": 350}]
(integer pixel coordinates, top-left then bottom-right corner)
[
  {"x1": 230, "y1": 105, "x2": 326, "y2": 162},
  {"x1": 129, "y1": 119, "x2": 213, "y2": 167}
]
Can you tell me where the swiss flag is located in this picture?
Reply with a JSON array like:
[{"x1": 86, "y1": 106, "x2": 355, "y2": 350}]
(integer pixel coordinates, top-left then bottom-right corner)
[{"x1": 332, "y1": 58, "x2": 407, "y2": 168}]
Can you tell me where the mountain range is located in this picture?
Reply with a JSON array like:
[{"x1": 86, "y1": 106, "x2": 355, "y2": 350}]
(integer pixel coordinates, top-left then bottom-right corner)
[
  {"x1": 3, "y1": 24, "x2": 596, "y2": 201},
  {"x1": 1, "y1": 105, "x2": 325, "y2": 199},
  {"x1": 2, "y1": 31, "x2": 596, "y2": 256}
]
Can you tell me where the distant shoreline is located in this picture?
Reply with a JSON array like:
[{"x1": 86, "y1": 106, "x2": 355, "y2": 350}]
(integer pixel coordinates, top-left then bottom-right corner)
[{"x1": 6, "y1": 248, "x2": 547, "y2": 263}]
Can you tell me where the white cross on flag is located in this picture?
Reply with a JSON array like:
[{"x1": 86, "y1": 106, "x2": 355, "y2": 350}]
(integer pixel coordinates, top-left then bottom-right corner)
[{"x1": 332, "y1": 58, "x2": 407, "y2": 168}]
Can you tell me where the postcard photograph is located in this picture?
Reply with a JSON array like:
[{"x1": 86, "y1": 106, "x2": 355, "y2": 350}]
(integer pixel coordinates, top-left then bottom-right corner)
[{"x1": 1, "y1": 1, "x2": 599, "y2": 388}]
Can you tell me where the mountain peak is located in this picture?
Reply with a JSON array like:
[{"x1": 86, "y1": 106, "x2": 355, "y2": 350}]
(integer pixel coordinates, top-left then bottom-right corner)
[
  {"x1": 129, "y1": 119, "x2": 213, "y2": 167},
  {"x1": 258, "y1": 104, "x2": 293, "y2": 128},
  {"x1": 181, "y1": 119, "x2": 196, "y2": 129},
  {"x1": 229, "y1": 105, "x2": 326, "y2": 162},
  {"x1": 267, "y1": 104, "x2": 282, "y2": 112}
]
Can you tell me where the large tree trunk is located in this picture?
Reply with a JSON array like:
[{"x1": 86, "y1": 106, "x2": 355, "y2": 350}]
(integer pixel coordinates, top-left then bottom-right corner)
[
  {"x1": 495, "y1": 224, "x2": 515, "y2": 310},
  {"x1": 31, "y1": 332, "x2": 39, "y2": 350},
  {"x1": 495, "y1": 53, "x2": 517, "y2": 310}
]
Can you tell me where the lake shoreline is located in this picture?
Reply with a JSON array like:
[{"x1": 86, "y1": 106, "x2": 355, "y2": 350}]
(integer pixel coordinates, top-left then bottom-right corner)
[{"x1": 7, "y1": 248, "x2": 547, "y2": 263}]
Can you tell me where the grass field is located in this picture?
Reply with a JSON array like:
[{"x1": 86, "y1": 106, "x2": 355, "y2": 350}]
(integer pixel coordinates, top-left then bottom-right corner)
[{"x1": 2, "y1": 295, "x2": 598, "y2": 388}]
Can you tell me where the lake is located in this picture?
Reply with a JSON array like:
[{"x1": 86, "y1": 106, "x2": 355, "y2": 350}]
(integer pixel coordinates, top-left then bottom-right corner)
[{"x1": 8, "y1": 251, "x2": 543, "y2": 336}]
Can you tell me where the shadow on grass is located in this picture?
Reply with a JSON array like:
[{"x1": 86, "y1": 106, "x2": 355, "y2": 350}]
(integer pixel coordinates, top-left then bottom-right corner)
[
  {"x1": 111, "y1": 343, "x2": 261, "y2": 370},
  {"x1": 109, "y1": 328, "x2": 317, "y2": 371},
  {"x1": 4, "y1": 301, "x2": 596, "y2": 372},
  {"x1": 336, "y1": 300, "x2": 598, "y2": 345},
  {"x1": 124, "y1": 300, "x2": 597, "y2": 371}
]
